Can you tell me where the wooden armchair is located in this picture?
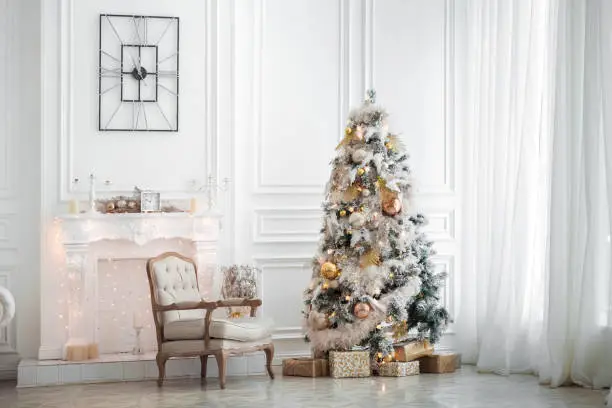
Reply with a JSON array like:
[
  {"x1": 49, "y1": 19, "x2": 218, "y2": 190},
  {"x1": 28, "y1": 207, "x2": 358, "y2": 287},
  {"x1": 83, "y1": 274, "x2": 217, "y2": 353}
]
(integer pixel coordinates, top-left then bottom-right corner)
[{"x1": 146, "y1": 252, "x2": 274, "y2": 388}]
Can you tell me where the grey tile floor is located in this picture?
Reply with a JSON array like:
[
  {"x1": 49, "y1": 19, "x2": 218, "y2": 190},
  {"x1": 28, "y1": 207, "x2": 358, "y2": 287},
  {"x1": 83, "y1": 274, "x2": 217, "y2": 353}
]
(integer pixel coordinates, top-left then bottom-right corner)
[{"x1": 0, "y1": 366, "x2": 607, "y2": 408}]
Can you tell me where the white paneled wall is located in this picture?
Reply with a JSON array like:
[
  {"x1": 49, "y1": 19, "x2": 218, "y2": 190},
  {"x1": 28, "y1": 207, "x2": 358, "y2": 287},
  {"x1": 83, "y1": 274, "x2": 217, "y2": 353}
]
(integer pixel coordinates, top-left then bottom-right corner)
[
  {"x1": 0, "y1": 0, "x2": 41, "y2": 379},
  {"x1": 233, "y1": 0, "x2": 458, "y2": 356},
  {"x1": 9, "y1": 0, "x2": 459, "y2": 375}
]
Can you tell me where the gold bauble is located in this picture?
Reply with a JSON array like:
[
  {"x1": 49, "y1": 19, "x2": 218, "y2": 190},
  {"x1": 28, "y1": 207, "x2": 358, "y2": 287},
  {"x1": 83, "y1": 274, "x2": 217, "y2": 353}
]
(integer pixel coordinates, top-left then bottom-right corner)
[
  {"x1": 357, "y1": 168, "x2": 366, "y2": 176},
  {"x1": 384, "y1": 354, "x2": 394, "y2": 363},
  {"x1": 320, "y1": 262, "x2": 339, "y2": 280},
  {"x1": 345, "y1": 126, "x2": 353, "y2": 135},
  {"x1": 353, "y1": 302, "x2": 371, "y2": 319},
  {"x1": 105, "y1": 202, "x2": 115, "y2": 212},
  {"x1": 348, "y1": 206, "x2": 355, "y2": 213},
  {"x1": 339, "y1": 209, "x2": 347, "y2": 217},
  {"x1": 382, "y1": 194, "x2": 402, "y2": 216}
]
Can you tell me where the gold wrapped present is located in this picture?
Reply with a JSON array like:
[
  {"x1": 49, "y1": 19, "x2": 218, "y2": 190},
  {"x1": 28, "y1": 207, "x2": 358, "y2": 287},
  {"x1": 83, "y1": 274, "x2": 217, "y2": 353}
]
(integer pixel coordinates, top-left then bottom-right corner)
[
  {"x1": 418, "y1": 352, "x2": 458, "y2": 373},
  {"x1": 282, "y1": 358, "x2": 329, "y2": 377},
  {"x1": 329, "y1": 350, "x2": 371, "y2": 378},
  {"x1": 394, "y1": 340, "x2": 434, "y2": 362},
  {"x1": 379, "y1": 361, "x2": 419, "y2": 377}
]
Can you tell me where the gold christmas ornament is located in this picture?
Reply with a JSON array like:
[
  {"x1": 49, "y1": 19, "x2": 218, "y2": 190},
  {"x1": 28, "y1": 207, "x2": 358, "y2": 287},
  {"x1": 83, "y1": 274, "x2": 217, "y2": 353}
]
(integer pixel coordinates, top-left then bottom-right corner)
[
  {"x1": 320, "y1": 262, "x2": 340, "y2": 280},
  {"x1": 354, "y1": 302, "x2": 371, "y2": 319},
  {"x1": 384, "y1": 354, "x2": 394, "y2": 363},
  {"x1": 357, "y1": 168, "x2": 366, "y2": 176},
  {"x1": 345, "y1": 126, "x2": 353, "y2": 135},
  {"x1": 348, "y1": 206, "x2": 355, "y2": 213},
  {"x1": 106, "y1": 202, "x2": 115, "y2": 212},
  {"x1": 382, "y1": 193, "x2": 403, "y2": 216},
  {"x1": 339, "y1": 209, "x2": 347, "y2": 217}
]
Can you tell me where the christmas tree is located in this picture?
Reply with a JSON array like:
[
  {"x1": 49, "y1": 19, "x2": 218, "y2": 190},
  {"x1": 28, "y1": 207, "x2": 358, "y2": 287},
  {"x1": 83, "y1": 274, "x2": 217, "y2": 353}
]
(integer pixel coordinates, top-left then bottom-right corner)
[{"x1": 303, "y1": 90, "x2": 450, "y2": 363}]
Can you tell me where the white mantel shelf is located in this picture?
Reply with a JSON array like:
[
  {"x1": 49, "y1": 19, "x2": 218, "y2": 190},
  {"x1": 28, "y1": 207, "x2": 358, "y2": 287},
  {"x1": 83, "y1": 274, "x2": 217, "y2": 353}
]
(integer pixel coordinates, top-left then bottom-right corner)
[{"x1": 57, "y1": 211, "x2": 223, "y2": 246}]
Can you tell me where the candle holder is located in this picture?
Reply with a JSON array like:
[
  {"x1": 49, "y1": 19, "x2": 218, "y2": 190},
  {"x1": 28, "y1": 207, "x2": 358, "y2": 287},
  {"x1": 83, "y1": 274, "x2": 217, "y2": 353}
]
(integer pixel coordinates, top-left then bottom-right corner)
[
  {"x1": 192, "y1": 175, "x2": 230, "y2": 211},
  {"x1": 132, "y1": 327, "x2": 143, "y2": 355}
]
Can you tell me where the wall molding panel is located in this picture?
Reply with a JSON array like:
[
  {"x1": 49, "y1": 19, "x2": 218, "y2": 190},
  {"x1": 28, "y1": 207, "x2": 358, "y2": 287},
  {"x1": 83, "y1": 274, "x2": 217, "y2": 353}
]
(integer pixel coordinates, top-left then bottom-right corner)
[
  {"x1": 253, "y1": 208, "x2": 321, "y2": 243},
  {"x1": 252, "y1": 0, "x2": 350, "y2": 195}
]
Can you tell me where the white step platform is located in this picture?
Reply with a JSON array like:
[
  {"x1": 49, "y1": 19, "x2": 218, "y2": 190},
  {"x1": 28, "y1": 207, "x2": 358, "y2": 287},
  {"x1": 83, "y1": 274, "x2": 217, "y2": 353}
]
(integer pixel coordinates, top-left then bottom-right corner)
[{"x1": 17, "y1": 352, "x2": 268, "y2": 387}]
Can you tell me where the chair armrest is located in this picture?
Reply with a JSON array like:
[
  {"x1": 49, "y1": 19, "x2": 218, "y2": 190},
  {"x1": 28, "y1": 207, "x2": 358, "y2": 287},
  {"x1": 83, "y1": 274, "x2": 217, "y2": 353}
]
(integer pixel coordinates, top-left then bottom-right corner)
[
  {"x1": 215, "y1": 298, "x2": 262, "y2": 308},
  {"x1": 154, "y1": 300, "x2": 217, "y2": 312}
]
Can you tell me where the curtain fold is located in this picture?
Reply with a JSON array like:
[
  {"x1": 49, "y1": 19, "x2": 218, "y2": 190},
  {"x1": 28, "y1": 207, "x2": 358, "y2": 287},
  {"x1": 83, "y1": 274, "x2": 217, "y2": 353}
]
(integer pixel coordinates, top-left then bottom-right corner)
[{"x1": 456, "y1": 0, "x2": 612, "y2": 389}]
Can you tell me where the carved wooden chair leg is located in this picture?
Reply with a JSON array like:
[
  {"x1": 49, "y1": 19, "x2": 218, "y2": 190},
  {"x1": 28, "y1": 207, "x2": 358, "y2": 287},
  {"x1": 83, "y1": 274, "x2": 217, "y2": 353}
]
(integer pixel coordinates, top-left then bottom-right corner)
[
  {"x1": 215, "y1": 351, "x2": 227, "y2": 389},
  {"x1": 200, "y1": 355, "x2": 208, "y2": 379},
  {"x1": 156, "y1": 354, "x2": 168, "y2": 387},
  {"x1": 264, "y1": 343, "x2": 275, "y2": 380}
]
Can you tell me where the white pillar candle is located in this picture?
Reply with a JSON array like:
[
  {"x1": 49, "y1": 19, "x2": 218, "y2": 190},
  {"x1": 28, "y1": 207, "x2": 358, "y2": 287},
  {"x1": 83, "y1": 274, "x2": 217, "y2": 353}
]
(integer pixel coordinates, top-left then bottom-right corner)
[
  {"x1": 68, "y1": 199, "x2": 79, "y2": 215},
  {"x1": 190, "y1": 198, "x2": 198, "y2": 214}
]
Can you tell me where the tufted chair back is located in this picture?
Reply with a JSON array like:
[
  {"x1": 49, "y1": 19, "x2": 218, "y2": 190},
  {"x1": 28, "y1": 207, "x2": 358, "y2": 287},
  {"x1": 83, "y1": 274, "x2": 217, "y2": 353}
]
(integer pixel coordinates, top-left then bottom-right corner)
[{"x1": 147, "y1": 253, "x2": 203, "y2": 331}]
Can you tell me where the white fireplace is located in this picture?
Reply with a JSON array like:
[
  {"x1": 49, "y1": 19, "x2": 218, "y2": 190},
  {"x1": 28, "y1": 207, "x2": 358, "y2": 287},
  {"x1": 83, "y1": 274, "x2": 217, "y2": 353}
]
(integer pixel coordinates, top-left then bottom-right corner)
[{"x1": 56, "y1": 212, "x2": 222, "y2": 359}]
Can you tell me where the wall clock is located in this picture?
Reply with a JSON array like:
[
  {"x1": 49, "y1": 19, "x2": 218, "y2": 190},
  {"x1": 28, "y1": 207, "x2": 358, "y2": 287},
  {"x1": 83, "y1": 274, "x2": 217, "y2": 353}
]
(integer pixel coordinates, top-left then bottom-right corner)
[{"x1": 99, "y1": 14, "x2": 179, "y2": 132}]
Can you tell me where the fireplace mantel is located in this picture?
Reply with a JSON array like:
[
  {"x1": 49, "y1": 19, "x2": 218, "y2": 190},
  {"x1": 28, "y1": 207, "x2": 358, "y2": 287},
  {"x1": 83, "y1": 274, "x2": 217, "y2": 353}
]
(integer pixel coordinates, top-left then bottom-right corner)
[
  {"x1": 58, "y1": 212, "x2": 223, "y2": 246},
  {"x1": 55, "y1": 211, "x2": 222, "y2": 361}
]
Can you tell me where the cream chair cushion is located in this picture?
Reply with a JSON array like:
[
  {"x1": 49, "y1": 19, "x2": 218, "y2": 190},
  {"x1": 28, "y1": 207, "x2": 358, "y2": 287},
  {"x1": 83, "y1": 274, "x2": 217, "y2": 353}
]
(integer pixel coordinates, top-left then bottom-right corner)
[
  {"x1": 164, "y1": 318, "x2": 205, "y2": 340},
  {"x1": 209, "y1": 318, "x2": 272, "y2": 342},
  {"x1": 151, "y1": 256, "x2": 204, "y2": 325},
  {"x1": 164, "y1": 316, "x2": 273, "y2": 342}
]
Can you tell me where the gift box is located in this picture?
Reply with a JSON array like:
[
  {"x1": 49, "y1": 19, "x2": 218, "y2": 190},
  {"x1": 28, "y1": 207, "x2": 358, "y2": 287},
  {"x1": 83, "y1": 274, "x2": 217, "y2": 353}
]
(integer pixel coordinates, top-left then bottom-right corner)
[
  {"x1": 329, "y1": 350, "x2": 371, "y2": 378},
  {"x1": 394, "y1": 340, "x2": 434, "y2": 362},
  {"x1": 379, "y1": 361, "x2": 420, "y2": 377},
  {"x1": 418, "y1": 351, "x2": 458, "y2": 373},
  {"x1": 282, "y1": 358, "x2": 329, "y2": 377}
]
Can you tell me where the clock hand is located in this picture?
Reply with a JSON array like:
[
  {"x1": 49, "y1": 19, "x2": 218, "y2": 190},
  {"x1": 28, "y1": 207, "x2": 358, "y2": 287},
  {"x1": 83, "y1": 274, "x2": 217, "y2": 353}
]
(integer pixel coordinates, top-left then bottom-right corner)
[{"x1": 127, "y1": 52, "x2": 147, "y2": 86}]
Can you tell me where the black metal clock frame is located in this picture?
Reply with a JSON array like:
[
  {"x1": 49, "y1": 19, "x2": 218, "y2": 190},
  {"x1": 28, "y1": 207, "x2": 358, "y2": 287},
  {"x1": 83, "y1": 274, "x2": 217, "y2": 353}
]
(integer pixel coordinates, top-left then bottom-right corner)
[{"x1": 98, "y1": 14, "x2": 180, "y2": 132}]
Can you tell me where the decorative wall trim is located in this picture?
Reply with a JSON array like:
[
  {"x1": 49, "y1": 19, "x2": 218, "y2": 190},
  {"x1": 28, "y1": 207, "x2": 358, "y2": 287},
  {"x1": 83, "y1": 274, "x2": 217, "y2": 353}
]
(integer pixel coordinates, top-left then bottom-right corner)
[
  {"x1": 253, "y1": 0, "x2": 350, "y2": 195},
  {"x1": 253, "y1": 257, "x2": 310, "y2": 339},
  {"x1": 0, "y1": 0, "x2": 15, "y2": 198},
  {"x1": 423, "y1": 210, "x2": 455, "y2": 242},
  {"x1": 418, "y1": 0, "x2": 455, "y2": 195},
  {"x1": 0, "y1": 215, "x2": 13, "y2": 246},
  {"x1": 253, "y1": 208, "x2": 321, "y2": 243}
]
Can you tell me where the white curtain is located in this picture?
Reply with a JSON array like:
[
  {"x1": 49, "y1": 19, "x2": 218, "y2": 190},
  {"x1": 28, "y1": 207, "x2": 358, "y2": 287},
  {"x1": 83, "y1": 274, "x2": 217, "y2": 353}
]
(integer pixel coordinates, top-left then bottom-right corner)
[
  {"x1": 455, "y1": 0, "x2": 555, "y2": 374},
  {"x1": 540, "y1": 0, "x2": 612, "y2": 388},
  {"x1": 456, "y1": 0, "x2": 612, "y2": 388}
]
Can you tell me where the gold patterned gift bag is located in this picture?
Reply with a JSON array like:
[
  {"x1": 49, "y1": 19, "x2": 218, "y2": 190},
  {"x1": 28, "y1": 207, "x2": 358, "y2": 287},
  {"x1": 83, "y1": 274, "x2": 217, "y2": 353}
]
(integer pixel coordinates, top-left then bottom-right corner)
[
  {"x1": 379, "y1": 361, "x2": 420, "y2": 377},
  {"x1": 329, "y1": 350, "x2": 371, "y2": 378}
]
